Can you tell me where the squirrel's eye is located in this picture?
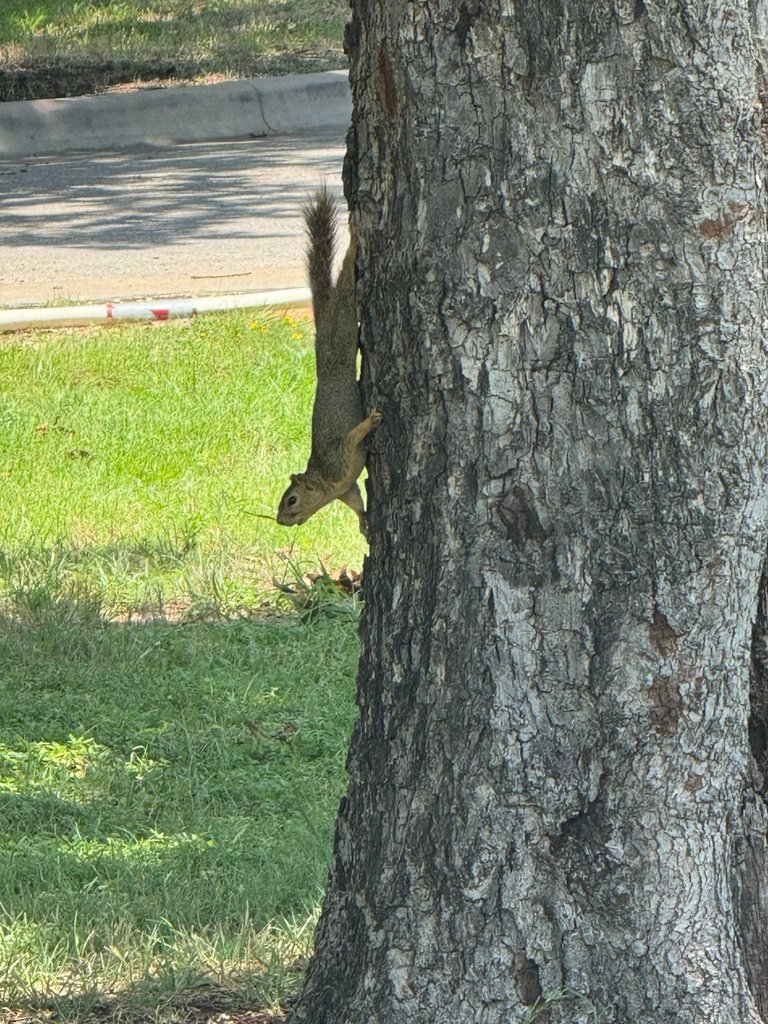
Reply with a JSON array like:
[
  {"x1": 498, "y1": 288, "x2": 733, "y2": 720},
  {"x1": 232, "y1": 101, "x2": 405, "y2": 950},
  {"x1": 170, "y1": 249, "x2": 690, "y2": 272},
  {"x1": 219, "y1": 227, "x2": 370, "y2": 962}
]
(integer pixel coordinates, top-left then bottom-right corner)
[{"x1": 287, "y1": 495, "x2": 298, "y2": 506}]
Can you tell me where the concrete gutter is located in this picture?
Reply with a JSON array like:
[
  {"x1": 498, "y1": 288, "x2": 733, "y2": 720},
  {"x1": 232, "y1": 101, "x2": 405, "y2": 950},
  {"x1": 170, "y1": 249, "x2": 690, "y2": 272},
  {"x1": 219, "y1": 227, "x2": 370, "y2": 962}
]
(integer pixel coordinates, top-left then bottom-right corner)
[
  {"x1": 0, "y1": 70, "x2": 350, "y2": 158},
  {"x1": 0, "y1": 287, "x2": 312, "y2": 333}
]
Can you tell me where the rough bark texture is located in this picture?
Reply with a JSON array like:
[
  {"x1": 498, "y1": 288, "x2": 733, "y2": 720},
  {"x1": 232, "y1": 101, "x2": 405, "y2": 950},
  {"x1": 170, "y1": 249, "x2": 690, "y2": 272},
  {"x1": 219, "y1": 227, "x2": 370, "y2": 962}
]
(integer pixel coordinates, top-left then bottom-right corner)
[{"x1": 291, "y1": 2, "x2": 768, "y2": 1022}]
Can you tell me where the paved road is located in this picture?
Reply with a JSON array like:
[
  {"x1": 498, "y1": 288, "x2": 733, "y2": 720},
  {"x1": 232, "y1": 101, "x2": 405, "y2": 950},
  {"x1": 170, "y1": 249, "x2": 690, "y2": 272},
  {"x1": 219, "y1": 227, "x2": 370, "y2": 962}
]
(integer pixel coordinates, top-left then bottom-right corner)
[{"x1": 0, "y1": 129, "x2": 346, "y2": 308}]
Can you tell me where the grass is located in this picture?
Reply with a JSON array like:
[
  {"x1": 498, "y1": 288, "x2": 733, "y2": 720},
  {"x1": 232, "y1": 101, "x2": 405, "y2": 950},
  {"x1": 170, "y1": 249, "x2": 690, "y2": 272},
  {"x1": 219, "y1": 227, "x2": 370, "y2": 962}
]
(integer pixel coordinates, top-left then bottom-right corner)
[
  {"x1": 0, "y1": 0, "x2": 349, "y2": 101},
  {"x1": 0, "y1": 311, "x2": 364, "y2": 1022},
  {"x1": 0, "y1": 308, "x2": 367, "y2": 615}
]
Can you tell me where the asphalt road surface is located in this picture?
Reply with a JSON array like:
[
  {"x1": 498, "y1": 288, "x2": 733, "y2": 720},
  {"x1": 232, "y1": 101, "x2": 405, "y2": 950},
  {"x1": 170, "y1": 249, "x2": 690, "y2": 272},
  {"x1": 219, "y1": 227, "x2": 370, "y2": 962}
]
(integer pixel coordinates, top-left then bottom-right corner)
[{"x1": 0, "y1": 129, "x2": 346, "y2": 308}]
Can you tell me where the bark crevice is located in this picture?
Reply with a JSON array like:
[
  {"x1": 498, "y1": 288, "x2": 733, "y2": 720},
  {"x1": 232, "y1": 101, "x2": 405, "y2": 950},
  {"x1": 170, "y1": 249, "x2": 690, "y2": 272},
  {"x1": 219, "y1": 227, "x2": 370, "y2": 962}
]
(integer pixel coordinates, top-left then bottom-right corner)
[
  {"x1": 514, "y1": 953, "x2": 543, "y2": 1008},
  {"x1": 749, "y1": 543, "x2": 768, "y2": 784},
  {"x1": 738, "y1": 540, "x2": 768, "y2": 1018}
]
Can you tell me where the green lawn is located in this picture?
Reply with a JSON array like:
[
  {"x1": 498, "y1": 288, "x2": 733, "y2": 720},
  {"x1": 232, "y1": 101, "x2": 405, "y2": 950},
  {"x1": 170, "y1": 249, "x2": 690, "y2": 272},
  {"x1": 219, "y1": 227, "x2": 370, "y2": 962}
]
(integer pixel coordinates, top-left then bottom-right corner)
[
  {"x1": 0, "y1": 312, "x2": 363, "y2": 1022},
  {"x1": 0, "y1": 0, "x2": 349, "y2": 101},
  {"x1": 0, "y1": 309, "x2": 367, "y2": 616}
]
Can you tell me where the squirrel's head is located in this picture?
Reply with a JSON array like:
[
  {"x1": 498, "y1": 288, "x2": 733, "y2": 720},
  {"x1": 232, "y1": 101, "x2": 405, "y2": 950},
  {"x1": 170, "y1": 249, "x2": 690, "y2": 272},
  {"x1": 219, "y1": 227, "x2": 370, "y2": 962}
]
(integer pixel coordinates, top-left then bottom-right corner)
[{"x1": 276, "y1": 473, "x2": 324, "y2": 527}]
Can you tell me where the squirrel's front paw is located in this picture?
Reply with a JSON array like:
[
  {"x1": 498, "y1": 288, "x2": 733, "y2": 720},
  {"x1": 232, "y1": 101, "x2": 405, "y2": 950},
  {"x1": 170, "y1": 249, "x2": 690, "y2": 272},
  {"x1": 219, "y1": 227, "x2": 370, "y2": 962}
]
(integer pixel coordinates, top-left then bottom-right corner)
[{"x1": 369, "y1": 408, "x2": 383, "y2": 428}]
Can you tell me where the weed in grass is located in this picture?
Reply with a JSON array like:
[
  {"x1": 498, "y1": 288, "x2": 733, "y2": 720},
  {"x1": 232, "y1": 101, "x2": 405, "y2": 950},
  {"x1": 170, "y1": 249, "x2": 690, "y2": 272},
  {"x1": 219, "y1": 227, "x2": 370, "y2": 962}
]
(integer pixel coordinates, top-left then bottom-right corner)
[
  {"x1": 273, "y1": 556, "x2": 364, "y2": 622},
  {"x1": 10, "y1": 7, "x2": 48, "y2": 35},
  {"x1": 521, "y1": 989, "x2": 600, "y2": 1024}
]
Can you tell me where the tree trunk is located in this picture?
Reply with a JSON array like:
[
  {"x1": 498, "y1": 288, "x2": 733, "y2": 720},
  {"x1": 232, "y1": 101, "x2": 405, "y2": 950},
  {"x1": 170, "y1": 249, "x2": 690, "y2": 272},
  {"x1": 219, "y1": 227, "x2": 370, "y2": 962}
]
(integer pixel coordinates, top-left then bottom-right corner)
[{"x1": 291, "y1": 2, "x2": 768, "y2": 1021}]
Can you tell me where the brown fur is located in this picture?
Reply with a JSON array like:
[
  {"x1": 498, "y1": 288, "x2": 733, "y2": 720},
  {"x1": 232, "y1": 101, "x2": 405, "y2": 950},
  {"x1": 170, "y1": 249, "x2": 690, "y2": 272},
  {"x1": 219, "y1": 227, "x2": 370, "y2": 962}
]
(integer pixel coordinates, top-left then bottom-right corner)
[{"x1": 276, "y1": 189, "x2": 381, "y2": 536}]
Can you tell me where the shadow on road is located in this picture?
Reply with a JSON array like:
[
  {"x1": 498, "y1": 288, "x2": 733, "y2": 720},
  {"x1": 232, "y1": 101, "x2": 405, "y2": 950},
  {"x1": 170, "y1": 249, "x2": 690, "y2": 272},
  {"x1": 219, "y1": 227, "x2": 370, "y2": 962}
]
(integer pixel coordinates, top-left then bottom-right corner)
[{"x1": 0, "y1": 130, "x2": 345, "y2": 251}]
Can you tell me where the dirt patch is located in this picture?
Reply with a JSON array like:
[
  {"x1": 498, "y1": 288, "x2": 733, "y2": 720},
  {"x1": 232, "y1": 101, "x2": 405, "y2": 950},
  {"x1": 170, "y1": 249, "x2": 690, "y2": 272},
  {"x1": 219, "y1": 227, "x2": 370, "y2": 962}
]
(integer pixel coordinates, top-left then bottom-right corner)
[
  {"x1": 3, "y1": 1013, "x2": 285, "y2": 1024},
  {"x1": 3, "y1": 1010, "x2": 286, "y2": 1024},
  {"x1": 1, "y1": 986, "x2": 292, "y2": 1024},
  {"x1": 0, "y1": 53, "x2": 344, "y2": 102},
  {"x1": 0, "y1": 58, "x2": 185, "y2": 101}
]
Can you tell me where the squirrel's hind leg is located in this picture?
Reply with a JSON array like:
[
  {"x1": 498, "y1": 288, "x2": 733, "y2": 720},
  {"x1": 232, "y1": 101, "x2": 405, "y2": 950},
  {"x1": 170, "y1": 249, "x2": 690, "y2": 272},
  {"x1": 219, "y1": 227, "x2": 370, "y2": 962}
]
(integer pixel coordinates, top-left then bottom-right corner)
[
  {"x1": 338, "y1": 482, "x2": 368, "y2": 537},
  {"x1": 339, "y1": 411, "x2": 382, "y2": 536}
]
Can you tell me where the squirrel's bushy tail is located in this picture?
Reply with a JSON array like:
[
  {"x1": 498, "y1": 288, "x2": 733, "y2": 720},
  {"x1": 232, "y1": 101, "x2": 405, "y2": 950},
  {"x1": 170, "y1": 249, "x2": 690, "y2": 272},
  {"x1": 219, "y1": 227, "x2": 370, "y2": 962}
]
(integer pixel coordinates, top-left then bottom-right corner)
[{"x1": 304, "y1": 187, "x2": 337, "y2": 328}]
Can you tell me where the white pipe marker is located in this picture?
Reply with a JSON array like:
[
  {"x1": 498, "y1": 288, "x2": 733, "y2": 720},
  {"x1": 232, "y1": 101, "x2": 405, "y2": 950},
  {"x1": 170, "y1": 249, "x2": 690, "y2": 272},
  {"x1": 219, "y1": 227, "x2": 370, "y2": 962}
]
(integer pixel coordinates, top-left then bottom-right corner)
[{"x1": 0, "y1": 288, "x2": 312, "y2": 333}]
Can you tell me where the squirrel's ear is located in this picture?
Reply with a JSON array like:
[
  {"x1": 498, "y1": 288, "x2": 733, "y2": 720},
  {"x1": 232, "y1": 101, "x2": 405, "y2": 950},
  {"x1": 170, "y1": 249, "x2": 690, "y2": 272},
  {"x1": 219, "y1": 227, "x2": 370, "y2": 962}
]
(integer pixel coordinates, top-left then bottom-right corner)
[{"x1": 290, "y1": 474, "x2": 299, "y2": 484}]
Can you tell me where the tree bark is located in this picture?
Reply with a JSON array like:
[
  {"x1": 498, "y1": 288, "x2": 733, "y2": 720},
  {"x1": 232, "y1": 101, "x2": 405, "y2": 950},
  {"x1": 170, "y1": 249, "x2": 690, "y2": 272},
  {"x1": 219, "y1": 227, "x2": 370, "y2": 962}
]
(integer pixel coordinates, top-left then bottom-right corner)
[{"x1": 292, "y1": 2, "x2": 768, "y2": 1021}]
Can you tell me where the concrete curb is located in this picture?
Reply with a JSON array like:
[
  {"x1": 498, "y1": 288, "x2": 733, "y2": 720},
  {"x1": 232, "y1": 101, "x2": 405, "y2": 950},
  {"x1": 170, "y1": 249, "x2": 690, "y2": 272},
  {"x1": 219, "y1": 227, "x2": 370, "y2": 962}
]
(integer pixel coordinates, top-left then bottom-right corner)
[{"x1": 0, "y1": 70, "x2": 350, "y2": 158}]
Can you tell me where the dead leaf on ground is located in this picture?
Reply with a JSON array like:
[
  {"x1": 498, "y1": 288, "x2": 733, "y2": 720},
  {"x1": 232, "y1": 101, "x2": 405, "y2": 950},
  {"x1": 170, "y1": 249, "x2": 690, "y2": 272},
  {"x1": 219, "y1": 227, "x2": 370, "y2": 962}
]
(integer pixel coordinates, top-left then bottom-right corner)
[{"x1": 273, "y1": 566, "x2": 363, "y2": 609}]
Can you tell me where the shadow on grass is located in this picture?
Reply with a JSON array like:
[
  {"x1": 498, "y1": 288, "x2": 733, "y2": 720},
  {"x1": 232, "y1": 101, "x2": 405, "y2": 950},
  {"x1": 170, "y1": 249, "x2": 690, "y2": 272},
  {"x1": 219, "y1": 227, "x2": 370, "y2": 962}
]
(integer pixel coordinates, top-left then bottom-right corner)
[{"x1": 0, "y1": 579, "x2": 359, "y2": 1022}]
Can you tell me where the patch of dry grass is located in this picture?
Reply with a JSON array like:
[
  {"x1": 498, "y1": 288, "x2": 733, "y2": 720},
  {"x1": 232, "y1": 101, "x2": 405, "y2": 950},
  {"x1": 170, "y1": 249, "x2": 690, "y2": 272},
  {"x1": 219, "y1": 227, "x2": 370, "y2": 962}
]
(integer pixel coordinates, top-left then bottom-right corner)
[{"x1": 0, "y1": 1, "x2": 349, "y2": 100}]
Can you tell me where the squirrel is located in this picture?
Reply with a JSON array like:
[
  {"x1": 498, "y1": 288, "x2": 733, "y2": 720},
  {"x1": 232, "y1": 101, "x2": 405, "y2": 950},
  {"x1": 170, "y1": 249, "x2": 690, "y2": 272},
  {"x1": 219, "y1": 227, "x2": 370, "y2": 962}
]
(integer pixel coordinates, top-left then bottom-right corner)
[{"x1": 276, "y1": 188, "x2": 381, "y2": 537}]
